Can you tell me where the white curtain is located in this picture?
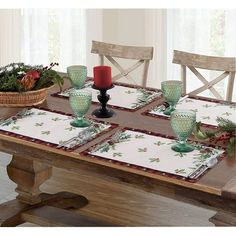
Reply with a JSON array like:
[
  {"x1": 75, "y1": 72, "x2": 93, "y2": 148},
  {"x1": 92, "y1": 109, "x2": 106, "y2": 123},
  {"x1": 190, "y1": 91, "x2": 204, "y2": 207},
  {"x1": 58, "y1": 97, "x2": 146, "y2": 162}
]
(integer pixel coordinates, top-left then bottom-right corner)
[
  {"x1": 225, "y1": 10, "x2": 236, "y2": 56},
  {"x1": 21, "y1": 9, "x2": 87, "y2": 72},
  {"x1": 0, "y1": 9, "x2": 21, "y2": 66},
  {"x1": 0, "y1": 9, "x2": 103, "y2": 75},
  {"x1": 1, "y1": 8, "x2": 235, "y2": 98},
  {"x1": 166, "y1": 9, "x2": 236, "y2": 100}
]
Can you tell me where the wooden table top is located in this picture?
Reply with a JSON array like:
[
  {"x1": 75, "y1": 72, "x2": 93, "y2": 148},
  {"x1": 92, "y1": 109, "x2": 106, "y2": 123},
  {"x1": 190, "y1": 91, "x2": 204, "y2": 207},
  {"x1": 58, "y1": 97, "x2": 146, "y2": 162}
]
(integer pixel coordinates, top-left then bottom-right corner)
[{"x1": 0, "y1": 79, "x2": 235, "y2": 198}]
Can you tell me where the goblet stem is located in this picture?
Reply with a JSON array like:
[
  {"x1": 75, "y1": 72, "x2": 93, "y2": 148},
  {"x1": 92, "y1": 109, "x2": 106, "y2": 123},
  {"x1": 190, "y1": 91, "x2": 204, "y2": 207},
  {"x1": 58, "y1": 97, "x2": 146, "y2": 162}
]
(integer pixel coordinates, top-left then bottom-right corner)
[
  {"x1": 179, "y1": 140, "x2": 186, "y2": 145},
  {"x1": 70, "y1": 116, "x2": 91, "y2": 128},
  {"x1": 76, "y1": 116, "x2": 83, "y2": 122},
  {"x1": 171, "y1": 139, "x2": 194, "y2": 153},
  {"x1": 163, "y1": 104, "x2": 175, "y2": 115}
]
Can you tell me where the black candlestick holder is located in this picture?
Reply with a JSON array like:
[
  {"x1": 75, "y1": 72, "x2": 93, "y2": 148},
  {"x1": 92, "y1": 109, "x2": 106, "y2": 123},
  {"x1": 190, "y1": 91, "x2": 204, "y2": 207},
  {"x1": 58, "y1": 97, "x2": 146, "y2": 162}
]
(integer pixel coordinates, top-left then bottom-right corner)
[{"x1": 92, "y1": 84, "x2": 115, "y2": 118}]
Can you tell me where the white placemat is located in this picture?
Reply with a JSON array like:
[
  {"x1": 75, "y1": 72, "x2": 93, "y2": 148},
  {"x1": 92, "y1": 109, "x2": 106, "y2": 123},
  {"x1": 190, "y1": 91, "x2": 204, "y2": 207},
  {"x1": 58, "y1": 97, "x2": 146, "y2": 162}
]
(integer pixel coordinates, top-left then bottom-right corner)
[
  {"x1": 57, "y1": 81, "x2": 162, "y2": 110},
  {"x1": 0, "y1": 108, "x2": 112, "y2": 150},
  {"x1": 87, "y1": 129, "x2": 224, "y2": 179},
  {"x1": 149, "y1": 97, "x2": 236, "y2": 127}
]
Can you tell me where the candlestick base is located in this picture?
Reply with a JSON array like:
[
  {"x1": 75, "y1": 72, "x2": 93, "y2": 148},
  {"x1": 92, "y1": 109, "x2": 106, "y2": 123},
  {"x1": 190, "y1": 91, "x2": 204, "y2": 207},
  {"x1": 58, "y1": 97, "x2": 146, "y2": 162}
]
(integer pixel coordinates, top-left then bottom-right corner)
[
  {"x1": 92, "y1": 84, "x2": 115, "y2": 118},
  {"x1": 92, "y1": 108, "x2": 115, "y2": 118}
]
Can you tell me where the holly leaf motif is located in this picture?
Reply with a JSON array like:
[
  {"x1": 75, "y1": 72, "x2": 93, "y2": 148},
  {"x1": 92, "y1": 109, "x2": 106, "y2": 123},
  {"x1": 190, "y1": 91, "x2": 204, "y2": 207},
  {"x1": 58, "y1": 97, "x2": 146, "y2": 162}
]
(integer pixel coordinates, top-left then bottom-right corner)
[
  {"x1": 174, "y1": 152, "x2": 187, "y2": 158},
  {"x1": 12, "y1": 126, "x2": 20, "y2": 130},
  {"x1": 138, "y1": 147, "x2": 147, "y2": 152},
  {"x1": 35, "y1": 122, "x2": 44, "y2": 126},
  {"x1": 175, "y1": 168, "x2": 186, "y2": 174},
  {"x1": 113, "y1": 152, "x2": 123, "y2": 157},
  {"x1": 37, "y1": 112, "x2": 47, "y2": 115},
  {"x1": 149, "y1": 158, "x2": 160, "y2": 163},
  {"x1": 52, "y1": 117, "x2": 61, "y2": 121},
  {"x1": 154, "y1": 141, "x2": 165, "y2": 146},
  {"x1": 65, "y1": 127, "x2": 76, "y2": 131},
  {"x1": 41, "y1": 131, "x2": 50, "y2": 135}
]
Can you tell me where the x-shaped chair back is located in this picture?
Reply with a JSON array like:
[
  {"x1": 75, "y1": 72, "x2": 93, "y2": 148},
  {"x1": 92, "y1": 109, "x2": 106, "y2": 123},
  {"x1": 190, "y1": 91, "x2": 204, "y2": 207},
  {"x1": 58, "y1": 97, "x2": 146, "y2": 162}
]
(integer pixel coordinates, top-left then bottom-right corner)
[
  {"x1": 91, "y1": 41, "x2": 154, "y2": 87},
  {"x1": 173, "y1": 50, "x2": 236, "y2": 102}
]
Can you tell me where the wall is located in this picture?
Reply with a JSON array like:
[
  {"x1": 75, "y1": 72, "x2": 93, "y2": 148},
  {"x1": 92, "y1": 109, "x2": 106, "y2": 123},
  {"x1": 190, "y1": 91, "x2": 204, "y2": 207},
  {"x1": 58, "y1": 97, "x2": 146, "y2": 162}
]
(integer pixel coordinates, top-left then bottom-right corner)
[
  {"x1": 103, "y1": 9, "x2": 146, "y2": 46},
  {"x1": 101, "y1": 9, "x2": 166, "y2": 88},
  {"x1": 86, "y1": 9, "x2": 103, "y2": 76}
]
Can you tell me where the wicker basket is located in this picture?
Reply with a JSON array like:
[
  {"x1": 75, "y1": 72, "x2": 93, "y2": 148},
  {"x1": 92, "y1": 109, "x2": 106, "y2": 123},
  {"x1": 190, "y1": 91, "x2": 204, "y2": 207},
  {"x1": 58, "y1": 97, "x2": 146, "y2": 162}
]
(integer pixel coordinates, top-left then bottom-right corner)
[{"x1": 0, "y1": 85, "x2": 54, "y2": 107}]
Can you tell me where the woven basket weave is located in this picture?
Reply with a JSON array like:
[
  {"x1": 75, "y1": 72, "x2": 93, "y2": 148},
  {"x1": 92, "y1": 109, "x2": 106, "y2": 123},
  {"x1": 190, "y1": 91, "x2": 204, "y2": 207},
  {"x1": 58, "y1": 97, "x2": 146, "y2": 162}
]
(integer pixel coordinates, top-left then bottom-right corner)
[{"x1": 0, "y1": 85, "x2": 53, "y2": 107}]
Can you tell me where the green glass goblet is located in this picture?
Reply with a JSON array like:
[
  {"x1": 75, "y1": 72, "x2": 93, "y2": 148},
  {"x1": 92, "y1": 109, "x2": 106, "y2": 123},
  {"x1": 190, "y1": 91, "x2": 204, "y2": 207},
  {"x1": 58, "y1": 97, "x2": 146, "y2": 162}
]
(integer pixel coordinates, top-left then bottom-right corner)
[
  {"x1": 161, "y1": 80, "x2": 183, "y2": 115},
  {"x1": 67, "y1": 65, "x2": 87, "y2": 89},
  {"x1": 69, "y1": 89, "x2": 92, "y2": 127},
  {"x1": 170, "y1": 109, "x2": 196, "y2": 153}
]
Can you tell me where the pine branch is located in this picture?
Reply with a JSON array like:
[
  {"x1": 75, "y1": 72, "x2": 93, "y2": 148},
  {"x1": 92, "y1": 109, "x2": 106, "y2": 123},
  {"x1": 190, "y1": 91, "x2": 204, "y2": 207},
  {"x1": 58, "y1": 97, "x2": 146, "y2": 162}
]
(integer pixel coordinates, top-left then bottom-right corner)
[
  {"x1": 194, "y1": 118, "x2": 236, "y2": 157},
  {"x1": 216, "y1": 117, "x2": 236, "y2": 133},
  {"x1": 227, "y1": 137, "x2": 236, "y2": 158},
  {"x1": 0, "y1": 63, "x2": 63, "y2": 92}
]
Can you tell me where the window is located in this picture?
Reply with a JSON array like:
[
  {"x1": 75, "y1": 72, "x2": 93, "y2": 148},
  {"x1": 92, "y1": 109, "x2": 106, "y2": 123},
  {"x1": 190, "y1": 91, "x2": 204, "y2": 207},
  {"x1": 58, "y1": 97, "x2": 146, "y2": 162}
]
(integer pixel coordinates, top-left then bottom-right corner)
[
  {"x1": 21, "y1": 9, "x2": 86, "y2": 72},
  {"x1": 166, "y1": 9, "x2": 236, "y2": 100}
]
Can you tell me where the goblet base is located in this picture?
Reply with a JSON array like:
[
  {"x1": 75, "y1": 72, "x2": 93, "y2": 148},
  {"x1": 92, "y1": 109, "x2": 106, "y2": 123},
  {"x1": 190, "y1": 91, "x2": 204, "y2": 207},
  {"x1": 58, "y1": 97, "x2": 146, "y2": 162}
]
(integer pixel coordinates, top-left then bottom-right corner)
[
  {"x1": 92, "y1": 108, "x2": 115, "y2": 118},
  {"x1": 171, "y1": 142, "x2": 195, "y2": 153},
  {"x1": 70, "y1": 119, "x2": 91, "y2": 128}
]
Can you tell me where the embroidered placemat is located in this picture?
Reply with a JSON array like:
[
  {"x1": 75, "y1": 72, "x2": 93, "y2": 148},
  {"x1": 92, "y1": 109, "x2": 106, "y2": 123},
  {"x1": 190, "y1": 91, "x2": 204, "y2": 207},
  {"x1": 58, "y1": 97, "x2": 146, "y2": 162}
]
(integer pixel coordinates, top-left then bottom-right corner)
[
  {"x1": 52, "y1": 81, "x2": 162, "y2": 111},
  {"x1": 0, "y1": 108, "x2": 116, "y2": 151},
  {"x1": 83, "y1": 128, "x2": 225, "y2": 181},
  {"x1": 145, "y1": 96, "x2": 236, "y2": 127}
]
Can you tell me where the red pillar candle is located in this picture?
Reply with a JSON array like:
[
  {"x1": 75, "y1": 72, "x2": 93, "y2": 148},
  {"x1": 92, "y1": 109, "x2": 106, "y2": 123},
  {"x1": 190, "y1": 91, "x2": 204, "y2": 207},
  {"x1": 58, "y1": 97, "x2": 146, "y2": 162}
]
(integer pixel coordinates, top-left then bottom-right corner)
[{"x1": 93, "y1": 66, "x2": 112, "y2": 89}]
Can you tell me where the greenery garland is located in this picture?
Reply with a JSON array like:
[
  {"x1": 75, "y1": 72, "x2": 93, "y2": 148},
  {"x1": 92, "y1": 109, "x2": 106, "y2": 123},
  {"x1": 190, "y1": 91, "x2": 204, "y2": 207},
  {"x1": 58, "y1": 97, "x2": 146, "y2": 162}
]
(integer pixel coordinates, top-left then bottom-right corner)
[
  {"x1": 0, "y1": 62, "x2": 63, "y2": 92},
  {"x1": 194, "y1": 117, "x2": 236, "y2": 157}
]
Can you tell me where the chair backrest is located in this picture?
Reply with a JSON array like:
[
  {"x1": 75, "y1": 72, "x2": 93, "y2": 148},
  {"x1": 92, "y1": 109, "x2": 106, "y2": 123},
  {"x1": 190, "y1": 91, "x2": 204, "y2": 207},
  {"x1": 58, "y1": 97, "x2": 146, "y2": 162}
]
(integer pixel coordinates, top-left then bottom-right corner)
[
  {"x1": 172, "y1": 50, "x2": 236, "y2": 102},
  {"x1": 91, "y1": 40, "x2": 154, "y2": 87}
]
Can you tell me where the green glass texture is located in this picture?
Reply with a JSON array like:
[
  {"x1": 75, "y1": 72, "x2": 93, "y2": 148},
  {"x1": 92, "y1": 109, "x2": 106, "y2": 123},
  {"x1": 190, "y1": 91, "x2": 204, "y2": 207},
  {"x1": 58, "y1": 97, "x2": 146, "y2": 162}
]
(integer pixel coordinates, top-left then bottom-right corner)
[
  {"x1": 69, "y1": 89, "x2": 92, "y2": 127},
  {"x1": 67, "y1": 65, "x2": 87, "y2": 89},
  {"x1": 170, "y1": 109, "x2": 196, "y2": 153},
  {"x1": 161, "y1": 80, "x2": 183, "y2": 115}
]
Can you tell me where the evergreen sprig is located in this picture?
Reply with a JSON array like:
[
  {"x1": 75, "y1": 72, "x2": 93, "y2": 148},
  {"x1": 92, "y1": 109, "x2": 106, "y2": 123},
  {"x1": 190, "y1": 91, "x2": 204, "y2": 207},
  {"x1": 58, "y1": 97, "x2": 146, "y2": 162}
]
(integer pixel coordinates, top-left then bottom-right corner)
[
  {"x1": 0, "y1": 62, "x2": 63, "y2": 92},
  {"x1": 194, "y1": 117, "x2": 236, "y2": 157},
  {"x1": 216, "y1": 117, "x2": 236, "y2": 133}
]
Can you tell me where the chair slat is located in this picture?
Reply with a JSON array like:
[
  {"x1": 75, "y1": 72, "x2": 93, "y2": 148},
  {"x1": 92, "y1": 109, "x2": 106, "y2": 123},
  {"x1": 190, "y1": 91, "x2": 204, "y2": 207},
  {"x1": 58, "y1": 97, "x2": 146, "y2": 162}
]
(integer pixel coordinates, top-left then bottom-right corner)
[
  {"x1": 91, "y1": 41, "x2": 154, "y2": 87},
  {"x1": 112, "y1": 60, "x2": 144, "y2": 82},
  {"x1": 173, "y1": 50, "x2": 236, "y2": 72},
  {"x1": 91, "y1": 40, "x2": 153, "y2": 60},
  {"x1": 188, "y1": 66, "x2": 222, "y2": 99},
  {"x1": 173, "y1": 50, "x2": 236, "y2": 101},
  {"x1": 226, "y1": 72, "x2": 236, "y2": 102}
]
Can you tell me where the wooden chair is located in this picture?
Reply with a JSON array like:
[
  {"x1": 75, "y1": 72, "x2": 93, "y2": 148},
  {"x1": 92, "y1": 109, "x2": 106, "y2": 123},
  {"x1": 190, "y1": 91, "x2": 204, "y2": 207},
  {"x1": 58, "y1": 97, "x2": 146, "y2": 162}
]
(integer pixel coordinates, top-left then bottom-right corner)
[
  {"x1": 172, "y1": 50, "x2": 236, "y2": 102},
  {"x1": 91, "y1": 40, "x2": 154, "y2": 87}
]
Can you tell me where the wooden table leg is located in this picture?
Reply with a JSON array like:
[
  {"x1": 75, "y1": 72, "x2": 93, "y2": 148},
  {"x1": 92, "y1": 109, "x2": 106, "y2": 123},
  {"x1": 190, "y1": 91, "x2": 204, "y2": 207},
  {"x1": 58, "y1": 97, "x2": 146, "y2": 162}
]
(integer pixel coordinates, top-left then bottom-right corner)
[
  {"x1": 0, "y1": 155, "x2": 89, "y2": 227},
  {"x1": 7, "y1": 155, "x2": 52, "y2": 204},
  {"x1": 209, "y1": 211, "x2": 236, "y2": 226}
]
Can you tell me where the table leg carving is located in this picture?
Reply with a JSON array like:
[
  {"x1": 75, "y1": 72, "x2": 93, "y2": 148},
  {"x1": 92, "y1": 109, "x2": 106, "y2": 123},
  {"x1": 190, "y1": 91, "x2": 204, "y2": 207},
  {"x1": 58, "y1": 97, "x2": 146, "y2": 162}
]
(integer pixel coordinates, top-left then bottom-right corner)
[
  {"x1": 209, "y1": 211, "x2": 236, "y2": 226},
  {"x1": 0, "y1": 155, "x2": 91, "y2": 227},
  {"x1": 0, "y1": 192, "x2": 89, "y2": 227},
  {"x1": 7, "y1": 155, "x2": 52, "y2": 205}
]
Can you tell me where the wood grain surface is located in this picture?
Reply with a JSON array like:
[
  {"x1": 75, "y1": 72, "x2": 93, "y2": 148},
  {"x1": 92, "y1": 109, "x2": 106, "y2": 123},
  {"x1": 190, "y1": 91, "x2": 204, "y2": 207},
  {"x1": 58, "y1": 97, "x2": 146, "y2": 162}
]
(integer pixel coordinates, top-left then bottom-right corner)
[
  {"x1": 0, "y1": 79, "x2": 235, "y2": 195},
  {"x1": 0, "y1": 79, "x2": 236, "y2": 226}
]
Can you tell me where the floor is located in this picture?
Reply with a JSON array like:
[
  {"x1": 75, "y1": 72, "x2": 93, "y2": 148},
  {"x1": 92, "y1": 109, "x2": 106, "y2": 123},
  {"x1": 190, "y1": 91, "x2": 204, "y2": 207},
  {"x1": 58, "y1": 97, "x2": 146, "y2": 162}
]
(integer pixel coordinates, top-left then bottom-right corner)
[{"x1": 0, "y1": 152, "x2": 216, "y2": 226}]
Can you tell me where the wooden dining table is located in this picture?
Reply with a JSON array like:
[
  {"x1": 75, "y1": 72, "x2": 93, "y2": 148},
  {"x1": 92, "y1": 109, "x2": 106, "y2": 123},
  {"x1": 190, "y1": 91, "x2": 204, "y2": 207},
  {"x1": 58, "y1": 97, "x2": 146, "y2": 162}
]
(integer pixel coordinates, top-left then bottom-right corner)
[{"x1": 0, "y1": 79, "x2": 236, "y2": 227}]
